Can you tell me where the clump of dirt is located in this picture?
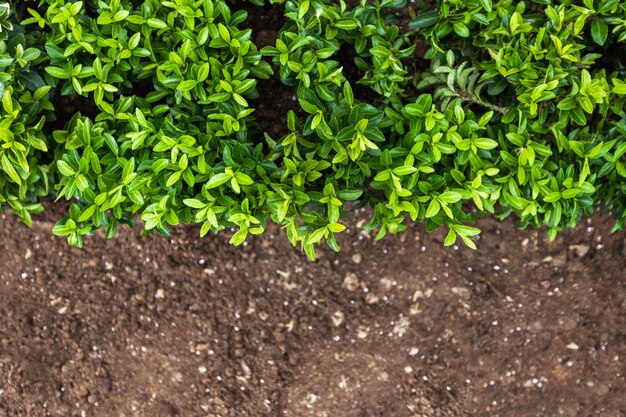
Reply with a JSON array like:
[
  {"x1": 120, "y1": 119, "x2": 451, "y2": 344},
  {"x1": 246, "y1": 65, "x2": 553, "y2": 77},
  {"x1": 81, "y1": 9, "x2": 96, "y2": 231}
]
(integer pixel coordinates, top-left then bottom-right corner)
[{"x1": 0, "y1": 202, "x2": 624, "y2": 417}]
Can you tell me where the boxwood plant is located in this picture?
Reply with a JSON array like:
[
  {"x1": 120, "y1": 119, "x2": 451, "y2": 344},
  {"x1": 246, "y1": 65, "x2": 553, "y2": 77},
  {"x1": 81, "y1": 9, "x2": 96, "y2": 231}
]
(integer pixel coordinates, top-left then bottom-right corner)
[{"x1": 0, "y1": 0, "x2": 624, "y2": 259}]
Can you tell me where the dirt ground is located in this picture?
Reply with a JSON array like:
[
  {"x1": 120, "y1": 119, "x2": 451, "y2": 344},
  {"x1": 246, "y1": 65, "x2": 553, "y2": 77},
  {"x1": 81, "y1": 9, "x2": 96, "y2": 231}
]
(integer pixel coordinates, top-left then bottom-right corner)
[{"x1": 0, "y1": 205, "x2": 624, "y2": 417}]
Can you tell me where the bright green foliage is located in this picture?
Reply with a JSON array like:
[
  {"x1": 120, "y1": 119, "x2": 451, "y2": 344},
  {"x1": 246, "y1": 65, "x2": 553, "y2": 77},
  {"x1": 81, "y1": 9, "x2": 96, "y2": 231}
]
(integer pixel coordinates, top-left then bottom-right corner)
[
  {"x1": 0, "y1": 2, "x2": 52, "y2": 226},
  {"x1": 413, "y1": 0, "x2": 626, "y2": 236},
  {"x1": 0, "y1": 0, "x2": 624, "y2": 258},
  {"x1": 30, "y1": 0, "x2": 273, "y2": 248}
]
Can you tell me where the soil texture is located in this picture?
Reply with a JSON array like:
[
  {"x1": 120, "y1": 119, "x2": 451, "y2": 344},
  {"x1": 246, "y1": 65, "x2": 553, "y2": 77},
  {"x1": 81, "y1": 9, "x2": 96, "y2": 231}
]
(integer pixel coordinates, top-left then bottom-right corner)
[{"x1": 0, "y1": 205, "x2": 624, "y2": 417}]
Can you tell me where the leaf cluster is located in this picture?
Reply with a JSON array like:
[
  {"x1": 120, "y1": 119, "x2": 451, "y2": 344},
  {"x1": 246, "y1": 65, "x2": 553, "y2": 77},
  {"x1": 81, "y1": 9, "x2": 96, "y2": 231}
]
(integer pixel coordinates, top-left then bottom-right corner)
[{"x1": 0, "y1": 0, "x2": 624, "y2": 258}]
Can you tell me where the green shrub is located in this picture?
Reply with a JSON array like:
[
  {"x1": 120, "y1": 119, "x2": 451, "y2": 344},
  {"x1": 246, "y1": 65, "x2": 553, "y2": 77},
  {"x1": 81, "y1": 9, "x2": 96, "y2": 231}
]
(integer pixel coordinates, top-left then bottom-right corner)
[
  {"x1": 0, "y1": 2, "x2": 52, "y2": 226},
  {"x1": 414, "y1": 0, "x2": 626, "y2": 236},
  {"x1": 0, "y1": 0, "x2": 624, "y2": 258}
]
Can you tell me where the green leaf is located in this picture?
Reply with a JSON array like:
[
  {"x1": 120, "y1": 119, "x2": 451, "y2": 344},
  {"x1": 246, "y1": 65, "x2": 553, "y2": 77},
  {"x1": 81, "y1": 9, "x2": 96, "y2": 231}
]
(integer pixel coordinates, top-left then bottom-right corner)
[
  {"x1": 327, "y1": 223, "x2": 346, "y2": 233},
  {"x1": 474, "y1": 138, "x2": 498, "y2": 150},
  {"x1": 78, "y1": 205, "x2": 97, "y2": 222},
  {"x1": 444, "y1": 228, "x2": 456, "y2": 246},
  {"x1": 45, "y1": 66, "x2": 70, "y2": 79},
  {"x1": 298, "y1": 98, "x2": 319, "y2": 114},
  {"x1": 177, "y1": 80, "x2": 197, "y2": 91},
  {"x1": 409, "y1": 11, "x2": 439, "y2": 29},
  {"x1": 183, "y1": 199, "x2": 206, "y2": 209},
  {"x1": 235, "y1": 172, "x2": 254, "y2": 186},
  {"x1": 337, "y1": 189, "x2": 362, "y2": 200},
  {"x1": 1, "y1": 154, "x2": 21, "y2": 185},
  {"x1": 57, "y1": 160, "x2": 76, "y2": 176},
  {"x1": 612, "y1": 79, "x2": 626, "y2": 95},
  {"x1": 52, "y1": 222, "x2": 74, "y2": 236},
  {"x1": 544, "y1": 192, "x2": 562, "y2": 203},
  {"x1": 425, "y1": 199, "x2": 441, "y2": 218},
  {"x1": 439, "y1": 191, "x2": 462, "y2": 204},
  {"x1": 453, "y1": 22, "x2": 470, "y2": 38},
  {"x1": 206, "y1": 172, "x2": 231, "y2": 189},
  {"x1": 478, "y1": 0, "x2": 492, "y2": 12},
  {"x1": 591, "y1": 20, "x2": 608, "y2": 46},
  {"x1": 197, "y1": 63, "x2": 210, "y2": 82},
  {"x1": 308, "y1": 227, "x2": 326, "y2": 244},
  {"x1": 230, "y1": 229, "x2": 247, "y2": 246},
  {"x1": 146, "y1": 18, "x2": 167, "y2": 29}
]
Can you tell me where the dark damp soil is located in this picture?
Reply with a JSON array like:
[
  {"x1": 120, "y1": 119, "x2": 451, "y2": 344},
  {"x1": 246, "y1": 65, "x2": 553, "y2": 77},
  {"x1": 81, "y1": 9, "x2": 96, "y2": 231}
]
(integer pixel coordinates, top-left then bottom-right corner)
[{"x1": 0, "y1": 203, "x2": 625, "y2": 417}]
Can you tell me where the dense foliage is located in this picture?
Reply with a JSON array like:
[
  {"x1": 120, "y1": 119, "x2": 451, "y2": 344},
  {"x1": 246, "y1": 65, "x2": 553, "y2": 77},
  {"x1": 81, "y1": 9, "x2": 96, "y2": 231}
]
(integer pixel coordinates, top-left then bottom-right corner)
[{"x1": 0, "y1": 0, "x2": 624, "y2": 259}]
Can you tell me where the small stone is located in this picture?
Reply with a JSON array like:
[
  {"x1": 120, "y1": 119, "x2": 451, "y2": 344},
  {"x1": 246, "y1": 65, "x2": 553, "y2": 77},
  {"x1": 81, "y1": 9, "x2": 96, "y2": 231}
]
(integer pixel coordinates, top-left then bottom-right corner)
[
  {"x1": 155, "y1": 288, "x2": 165, "y2": 299},
  {"x1": 58, "y1": 306, "x2": 68, "y2": 315},
  {"x1": 409, "y1": 347, "x2": 419, "y2": 356},
  {"x1": 60, "y1": 361, "x2": 72, "y2": 374},
  {"x1": 566, "y1": 342, "x2": 579, "y2": 351},
  {"x1": 276, "y1": 269, "x2": 290, "y2": 279},
  {"x1": 569, "y1": 244, "x2": 590, "y2": 258},
  {"x1": 412, "y1": 288, "x2": 433, "y2": 301},
  {"x1": 404, "y1": 365, "x2": 413, "y2": 374},
  {"x1": 343, "y1": 273, "x2": 360, "y2": 291},
  {"x1": 379, "y1": 277, "x2": 394, "y2": 291},
  {"x1": 550, "y1": 252, "x2": 567, "y2": 267},
  {"x1": 331, "y1": 311, "x2": 345, "y2": 327},
  {"x1": 357, "y1": 326, "x2": 370, "y2": 339},
  {"x1": 523, "y1": 379, "x2": 534, "y2": 388},
  {"x1": 451, "y1": 287, "x2": 471, "y2": 300},
  {"x1": 351, "y1": 253, "x2": 362, "y2": 264},
  {"x1": 241, "y1": 361, "x2": 252, "y2": 377},
  {"x1": 198, "y1": 366, "x2": 207, "y2": 374},
  {"x1": 365, "y1": 293, "x2": 379, "y2": 304},
  {"x1": 409, "y1": 303, "x2": 421, "y2": 315},
  {"x1": 24, "y1": 249, "x2": 32, "y2": 260},
  {"x1": 73, "y1": 384, "x2": 89, "y2": 398},
  {"x1": 393, "y1": 317, "x2": 411, "y2": 335},
  {"x1": 194, "y1": 343, "x2": 210, "y2": 352}
]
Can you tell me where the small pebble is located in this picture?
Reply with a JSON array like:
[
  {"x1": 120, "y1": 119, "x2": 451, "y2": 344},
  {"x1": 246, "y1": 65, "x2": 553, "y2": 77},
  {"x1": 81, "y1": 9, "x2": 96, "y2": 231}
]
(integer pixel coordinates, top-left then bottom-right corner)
[
  {"x1": 343, "y1": 273, "x2": 360, "y2": 291},
  {"x1": 331, "y1": 311, "x2": 345, "y2": 327}
]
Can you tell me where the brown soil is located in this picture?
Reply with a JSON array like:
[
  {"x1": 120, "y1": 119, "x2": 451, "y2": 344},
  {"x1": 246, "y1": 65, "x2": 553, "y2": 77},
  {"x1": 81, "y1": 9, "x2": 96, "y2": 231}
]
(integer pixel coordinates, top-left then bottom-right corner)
[{"x1": 0, "y1": 205, "x2": 624, "y2": 417}]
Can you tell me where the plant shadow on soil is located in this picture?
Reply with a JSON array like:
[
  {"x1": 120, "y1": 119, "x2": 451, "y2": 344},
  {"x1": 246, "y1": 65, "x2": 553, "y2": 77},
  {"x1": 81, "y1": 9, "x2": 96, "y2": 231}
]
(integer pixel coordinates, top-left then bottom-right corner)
[{"x1": 0, "y1": 203, "x2": 625, "y2": 417}]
